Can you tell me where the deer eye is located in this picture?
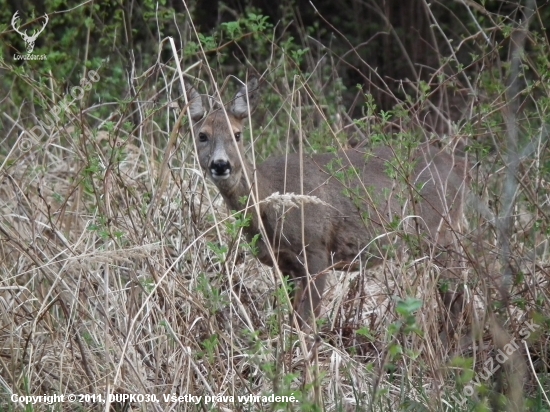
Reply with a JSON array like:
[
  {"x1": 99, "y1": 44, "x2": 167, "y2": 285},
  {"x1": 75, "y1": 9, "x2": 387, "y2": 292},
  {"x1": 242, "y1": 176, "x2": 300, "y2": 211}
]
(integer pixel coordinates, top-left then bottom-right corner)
[
  {"x1": 234, "y1": 132, "x2": 241, "y2": 142},
  {"x1": 198, "y1": 132, "x2": 208, "y2": 142}
]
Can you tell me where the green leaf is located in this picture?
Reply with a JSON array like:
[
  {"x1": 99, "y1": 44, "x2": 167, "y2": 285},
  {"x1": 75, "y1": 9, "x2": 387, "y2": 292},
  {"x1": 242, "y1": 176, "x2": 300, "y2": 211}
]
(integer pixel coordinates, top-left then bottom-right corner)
[{"x1": 396, "y1": 297, "x2": 422, "y2": 316}]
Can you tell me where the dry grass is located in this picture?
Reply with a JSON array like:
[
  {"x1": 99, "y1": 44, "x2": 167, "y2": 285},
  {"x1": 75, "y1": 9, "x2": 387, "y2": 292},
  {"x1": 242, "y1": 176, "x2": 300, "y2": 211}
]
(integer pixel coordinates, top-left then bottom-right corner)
[{"x1": 1, "y1": 88, "x2": 548, "y2": 411}]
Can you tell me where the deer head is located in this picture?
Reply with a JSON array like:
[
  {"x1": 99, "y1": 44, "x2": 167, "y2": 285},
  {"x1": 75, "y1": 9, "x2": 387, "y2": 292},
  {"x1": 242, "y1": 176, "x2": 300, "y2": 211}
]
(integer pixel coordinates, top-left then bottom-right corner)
[
  {"x1": 186, "y1": 78, "x2": 260, "y2": 194},
  {"x1": 12, "y1": 11, "x2": 49, "y2": 54}
]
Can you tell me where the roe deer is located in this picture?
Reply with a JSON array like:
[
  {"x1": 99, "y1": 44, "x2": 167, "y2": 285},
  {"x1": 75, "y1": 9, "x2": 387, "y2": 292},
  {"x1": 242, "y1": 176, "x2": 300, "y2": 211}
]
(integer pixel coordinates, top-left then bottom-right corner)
[{"x1": 186, "y1": 77, "x2": 468, "y2": 331}]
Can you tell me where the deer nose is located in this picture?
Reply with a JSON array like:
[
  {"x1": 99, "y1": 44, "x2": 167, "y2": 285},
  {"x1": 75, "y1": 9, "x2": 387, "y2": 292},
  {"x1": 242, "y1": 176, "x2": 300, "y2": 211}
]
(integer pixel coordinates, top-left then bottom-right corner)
[{"x1": 210, "y1": 159, "x2": 231, "y2": 179}]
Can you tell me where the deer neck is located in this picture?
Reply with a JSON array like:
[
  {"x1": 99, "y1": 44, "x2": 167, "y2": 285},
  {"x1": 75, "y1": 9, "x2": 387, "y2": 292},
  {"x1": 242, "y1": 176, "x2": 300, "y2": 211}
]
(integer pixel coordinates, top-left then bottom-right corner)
[
  {"x1": 219, "y1": 162, "x2": 260, "y2": 211},
  {"x1": 218, "y1": 162, "x2": 274, "y2": 238}
]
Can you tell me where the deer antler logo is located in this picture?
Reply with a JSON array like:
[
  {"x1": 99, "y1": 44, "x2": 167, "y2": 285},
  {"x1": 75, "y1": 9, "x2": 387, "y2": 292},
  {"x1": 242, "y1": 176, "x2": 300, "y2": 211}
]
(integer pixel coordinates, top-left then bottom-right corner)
[{"x1": 11, "y1": 11, "x2": 49, "y2": 54}]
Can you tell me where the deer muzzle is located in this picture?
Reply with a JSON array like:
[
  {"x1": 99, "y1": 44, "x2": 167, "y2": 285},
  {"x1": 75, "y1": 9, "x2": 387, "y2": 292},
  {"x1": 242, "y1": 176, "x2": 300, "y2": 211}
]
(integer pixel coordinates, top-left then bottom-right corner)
[{"x1": 210, "y1": 159, "x2": 231, "y2": 180}]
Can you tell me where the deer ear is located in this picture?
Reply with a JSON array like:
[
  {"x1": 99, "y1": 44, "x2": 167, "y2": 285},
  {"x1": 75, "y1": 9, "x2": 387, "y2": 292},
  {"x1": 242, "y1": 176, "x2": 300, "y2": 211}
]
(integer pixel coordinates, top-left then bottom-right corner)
[
  {"x1": 229, "y1": 77, "x2": 260, "y2": 119},
  {"x1": 186, "y1": 86, "x2": 205, "y2": 123}
]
